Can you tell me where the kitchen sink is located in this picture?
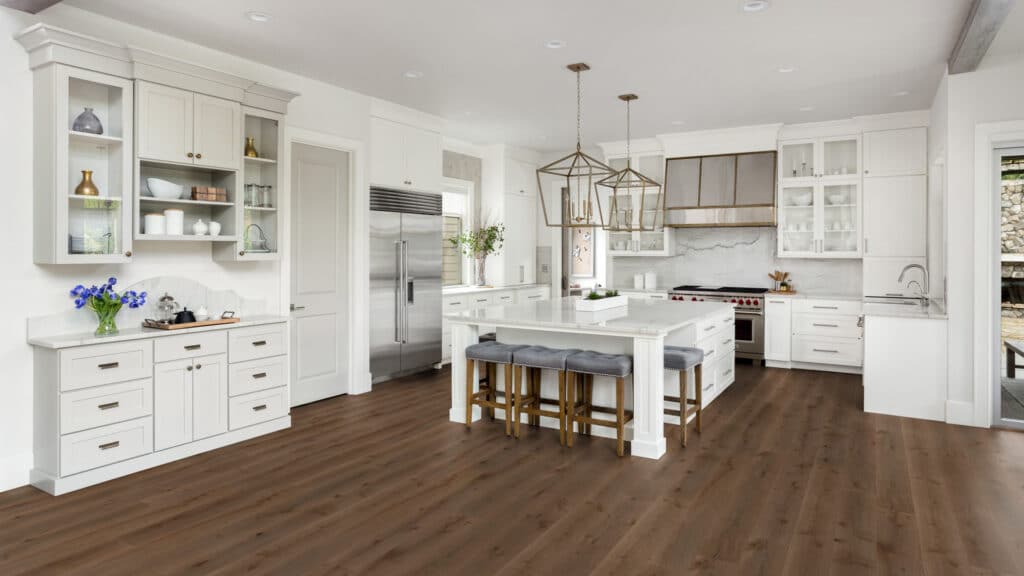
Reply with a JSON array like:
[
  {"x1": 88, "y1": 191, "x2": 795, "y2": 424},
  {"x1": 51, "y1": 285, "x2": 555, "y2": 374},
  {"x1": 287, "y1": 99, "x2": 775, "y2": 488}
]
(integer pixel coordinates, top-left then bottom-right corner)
[{"x1": 863, "y1": 296, "x2": 928, "y2": 306}]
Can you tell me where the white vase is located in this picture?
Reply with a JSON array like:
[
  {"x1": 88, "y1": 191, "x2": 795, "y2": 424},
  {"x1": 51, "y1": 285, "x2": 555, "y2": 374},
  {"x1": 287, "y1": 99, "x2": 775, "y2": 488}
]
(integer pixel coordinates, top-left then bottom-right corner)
[
  {"x1": 208, "y1": 221, "x2": 221, "y2": 237},
  {"x1": 192, "y1": 219, "x2": 209, "y2": 236}
]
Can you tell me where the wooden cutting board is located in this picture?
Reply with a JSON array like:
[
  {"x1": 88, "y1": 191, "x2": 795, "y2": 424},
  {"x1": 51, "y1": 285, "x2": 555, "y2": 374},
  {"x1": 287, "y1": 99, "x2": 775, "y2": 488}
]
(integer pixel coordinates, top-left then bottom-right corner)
[{"x1": 143, "y1": 317, "x2": 241, "y2": 330}]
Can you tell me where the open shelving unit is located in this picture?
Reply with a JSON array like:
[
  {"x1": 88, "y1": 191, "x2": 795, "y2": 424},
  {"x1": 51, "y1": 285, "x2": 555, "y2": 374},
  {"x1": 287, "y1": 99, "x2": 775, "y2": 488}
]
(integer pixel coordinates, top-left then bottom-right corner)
[{"x1": 134, "y1": 159, "x2": 240, "y2": 241}]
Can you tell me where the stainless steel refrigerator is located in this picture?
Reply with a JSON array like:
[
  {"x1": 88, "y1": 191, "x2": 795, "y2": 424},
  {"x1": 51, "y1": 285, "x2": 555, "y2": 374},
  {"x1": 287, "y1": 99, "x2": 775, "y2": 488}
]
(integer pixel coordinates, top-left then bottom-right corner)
[{"x1": 369, "y1": 188, "x2": 443, "y2": 383}]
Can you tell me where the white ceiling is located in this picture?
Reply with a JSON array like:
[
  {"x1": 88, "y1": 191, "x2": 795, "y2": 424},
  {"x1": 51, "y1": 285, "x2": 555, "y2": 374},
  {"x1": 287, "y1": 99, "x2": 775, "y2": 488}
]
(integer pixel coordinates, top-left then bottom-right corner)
[{"x1": 64, "y1": 0, "x2": 974, "y2": 152}]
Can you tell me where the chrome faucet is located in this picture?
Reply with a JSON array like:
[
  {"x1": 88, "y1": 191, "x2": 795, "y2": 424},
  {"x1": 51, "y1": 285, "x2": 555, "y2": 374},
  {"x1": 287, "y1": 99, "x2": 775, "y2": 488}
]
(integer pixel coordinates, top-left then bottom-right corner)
[{"x1": 897, "y1": 264, "x2": 929, "y2": 300}]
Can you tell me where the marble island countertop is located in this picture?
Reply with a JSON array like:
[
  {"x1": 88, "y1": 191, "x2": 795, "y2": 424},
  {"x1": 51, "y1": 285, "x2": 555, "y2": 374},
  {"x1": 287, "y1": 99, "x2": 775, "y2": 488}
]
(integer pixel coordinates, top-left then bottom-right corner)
[
  {"x1": 29, "y1": 315, "x2": 289, "y2": 349},
  {"x1": 442, "y1": 284, "x2": 546, "y2": 296},
  {"x1": 446, "y1": 297, "x2": 732, "y2": 337}
]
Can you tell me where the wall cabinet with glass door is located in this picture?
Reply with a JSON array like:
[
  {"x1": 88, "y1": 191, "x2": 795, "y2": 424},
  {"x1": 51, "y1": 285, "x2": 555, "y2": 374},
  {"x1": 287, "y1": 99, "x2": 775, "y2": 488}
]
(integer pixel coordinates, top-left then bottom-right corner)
[
  {"x1": 31, "y1": 64, "x2": 134, "y2": 264},
  {"x1": 604, "y1": 154, "x2": 673, "y2": 257},
  {"x1": 777, "y1": 136, "x2": 862, "y2": 258},
  {"x1": 214, "y1": 108, "x2": 283, "y2": 261}
]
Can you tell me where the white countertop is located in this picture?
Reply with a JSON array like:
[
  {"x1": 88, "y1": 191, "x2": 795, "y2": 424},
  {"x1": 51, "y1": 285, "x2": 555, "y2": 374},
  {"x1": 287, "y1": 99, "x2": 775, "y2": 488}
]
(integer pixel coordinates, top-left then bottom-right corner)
[
  {"x1": 763, "y1": 292, "x2": 863, "y2": 301},
  {"x1": 442, "y1": 284, "x2": 546, "y2": 296},
  {"x1": 445, "y1": 297, "x2": 732, "y2": 337},
  {"x1": 29, "y1": 315, "x2": 289, "y2": 349},
  {"x1": 862, "y1": 299, "x2": 947, "y2": 320},
  {"x1": 616, "y1": 287, "x2": 669, "y2": 294}
]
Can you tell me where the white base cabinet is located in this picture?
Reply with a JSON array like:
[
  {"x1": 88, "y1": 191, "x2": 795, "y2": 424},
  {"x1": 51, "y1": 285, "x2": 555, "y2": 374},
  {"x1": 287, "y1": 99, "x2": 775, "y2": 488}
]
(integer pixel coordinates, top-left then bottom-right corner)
[
  {"x1": 764, "y1": 296, "x2": 792, "y2": 362},
  {"x1": 29, "y1": 319, "x2": 289, "y2": 495},
  {"x1": 764, "y1": 296, "x2": 863, "y2": 373},
  {"x1": 441, "y1": 285, "x2": 551, "y2": 363},
  {"x1": 863, "y1": 314, "x2": 947, "y2": 421}
]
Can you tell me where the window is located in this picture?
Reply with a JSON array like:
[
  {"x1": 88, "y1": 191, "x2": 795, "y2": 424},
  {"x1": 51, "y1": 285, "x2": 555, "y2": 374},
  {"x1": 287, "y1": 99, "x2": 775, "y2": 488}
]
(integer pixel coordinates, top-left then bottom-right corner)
[{"x1": 442, "y1": 215, "x2": 463, "y2": 286}]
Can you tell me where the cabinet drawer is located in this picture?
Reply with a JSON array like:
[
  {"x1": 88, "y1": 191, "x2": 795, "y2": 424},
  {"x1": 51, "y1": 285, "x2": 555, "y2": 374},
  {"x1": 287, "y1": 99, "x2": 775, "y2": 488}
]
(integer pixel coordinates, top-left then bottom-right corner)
[
  {"x1": 60, "y1": 417, "x2": 152, "y2": 476},
  {"x1": 468, "y1": 294, "x2": 493, "y2": 307},
  {"x1": 647, "y1": 292, "x2": 669, "y2": 301},
  {"x1": 229, "y1": 324, "x2": 287, "y2": 363},
  {"x1": 793, "y1": 313, "x2": 863, "y2": 338},
  {"x1": 718, "y1": 331, "x2": 737, "y2": 354},
  {"x1": 792, "y1": 336, "x2": 863, "y2": 367},
  {"x1": 229, "y1": 387, "x2": 288, "y2": 430},
  {"x1": 60, "y1": 340, "x2": 153, "y2": 392},
  {"x1": 229, "y1": 356, "x2": 287, "y2": 397},
  {"x1": 61, "y1": 378, "x2": 153, "y2": 434},
  {"x1": 154, "y1": 331, "x2": 227, "y2": 363},
  {"x1": 792, "y1": 299, "x2": 862, "y2": 316},
  {"x1": 495, "y1": 292, "x2": 516, "y2": 305},
  {"x1": 518, "y1": 287, "x2": 550, "y2": 303},
  {"x1": 695, "y1": 335, "x2": 721, "y2": 364},
  {"x1": 715, "y1": 350, "x2": 736, "y2": 390},
  {"x1": 443, "y1": 296, "x2": 468, "y2": 311},
  {"x1": 696, "y1": 310, "x2": 734, "y2": 339}
]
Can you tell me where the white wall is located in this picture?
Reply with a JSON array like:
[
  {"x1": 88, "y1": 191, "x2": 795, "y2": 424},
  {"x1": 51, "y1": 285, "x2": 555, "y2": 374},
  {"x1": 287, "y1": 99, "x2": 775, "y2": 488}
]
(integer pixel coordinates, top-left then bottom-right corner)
[
  {"x1": 0, "y1": 4, "x2": 373, "y2": 491},
  {"x1": 942, "y1": 53, "x2": 1024, "y2": 422},
  {"x1": 928, "y1": 72, "x2": 948, "y2": 303}
]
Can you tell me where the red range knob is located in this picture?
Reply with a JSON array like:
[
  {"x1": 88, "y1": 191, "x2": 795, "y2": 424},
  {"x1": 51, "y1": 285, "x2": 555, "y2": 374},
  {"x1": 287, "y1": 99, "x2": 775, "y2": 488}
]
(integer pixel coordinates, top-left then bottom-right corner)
[
  {"x1": 753, "y1": 300, "x2": 760, "y2": 306},
  {"x1": 691, "y1": 297, "x2": 697, "y2": 301},
  {"x1": 731, "y1": 299, "x2": 737, "y2": 303}
]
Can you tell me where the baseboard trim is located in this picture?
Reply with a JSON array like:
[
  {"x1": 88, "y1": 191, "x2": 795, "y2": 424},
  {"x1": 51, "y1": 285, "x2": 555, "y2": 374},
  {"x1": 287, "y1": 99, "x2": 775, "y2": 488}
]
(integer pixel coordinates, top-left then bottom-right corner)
[
  {"x1": 945, "y1": 400, "x2": 977, "y2": 427},
  {"x1": 0, "y1": 451, "x2": 33, "y2": 493}
]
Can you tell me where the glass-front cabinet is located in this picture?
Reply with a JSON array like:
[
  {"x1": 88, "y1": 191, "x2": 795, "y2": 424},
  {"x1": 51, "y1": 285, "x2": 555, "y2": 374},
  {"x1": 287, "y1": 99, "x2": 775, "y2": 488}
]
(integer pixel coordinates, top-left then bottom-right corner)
[
  {"x1": 34, "y1": 65, "x2": 134, "y2": 264},
  {"x1": 778, "y1": 136, "x2": 861, "y2": 258},
  {"x1": 604, "y1": 154, "x2": 673, "y2": 257}
]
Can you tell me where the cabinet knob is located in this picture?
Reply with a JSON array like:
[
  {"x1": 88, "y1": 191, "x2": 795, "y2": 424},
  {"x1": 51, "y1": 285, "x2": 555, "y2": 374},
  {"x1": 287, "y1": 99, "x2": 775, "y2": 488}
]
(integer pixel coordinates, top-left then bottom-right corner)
[
  {"x1": 187, "y1": 152, "x2": 194, "y2": 158},
  {"x1": 124, "y1": 250, "x2": 132, "y2": 257},
  {"x1": 239, "y1": 250, "x2": 246, "y2": 256},
  {"x1": 195, "y1": 364, "x2": 202, "y2": 370},
  {"x1": 864, "y1": 170, "x2": 869, "y2": 174},
  {"x1": 195, "y1": 153, "x2": 202, "y2": 159},
  {"x1": 186, "y1": 365, "x2": 193, "y2": 371}
]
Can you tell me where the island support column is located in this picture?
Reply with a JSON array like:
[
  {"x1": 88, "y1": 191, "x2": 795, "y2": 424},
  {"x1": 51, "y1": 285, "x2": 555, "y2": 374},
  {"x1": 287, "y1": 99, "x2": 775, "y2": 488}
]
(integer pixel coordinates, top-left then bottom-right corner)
[
  {"x1": 629, "y1": 335, "x2": 667, "y2": 459},
  {"x1": 450, "y1": 323, "x2": 481, "y2": 423}
]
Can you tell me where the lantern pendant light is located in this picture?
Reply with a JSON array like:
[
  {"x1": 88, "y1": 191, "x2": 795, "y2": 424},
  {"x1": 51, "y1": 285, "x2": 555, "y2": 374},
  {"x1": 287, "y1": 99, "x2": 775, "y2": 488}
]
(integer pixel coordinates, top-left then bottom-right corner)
[
  {"x1": 536, "y1": 63, "x2": 615, "y2": 229},
  {"x1": 599, "y1": 94, "x2": 664, "y2": 232}
]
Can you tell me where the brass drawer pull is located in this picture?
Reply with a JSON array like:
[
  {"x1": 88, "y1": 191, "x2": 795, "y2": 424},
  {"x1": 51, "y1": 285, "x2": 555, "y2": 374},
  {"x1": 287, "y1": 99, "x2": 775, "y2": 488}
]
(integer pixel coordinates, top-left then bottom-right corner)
[
  {"x1": 812, "y1": 323, "x2": 839, "y2": 328},
  {"x1": 98, "y1": 401, "x2": 120, "y2": 410},
  {"x1": 184, "y1": 344, "x2": 201, "y2": 351},
  {"x1": 98, "y1": 362, "x2": 119, "y2": 370},
  {"x1": 252, "y1": 340, "x2": 267, "y2": 347},
  {"x1": 812, "y1": 306, "x2": 839, "y2": 310},
  {"x1": 252, "y1": 372, "x2": 267, "y2": 379},
  {"x1": 813, "y1": 348, "x2": 840, "y2": 354},
  {"x1": 98, "y1": 441, "x2": 120, "y2": 450},
  {"x1": 252, "y1": 404, "x2": 268, "y2": 412}
]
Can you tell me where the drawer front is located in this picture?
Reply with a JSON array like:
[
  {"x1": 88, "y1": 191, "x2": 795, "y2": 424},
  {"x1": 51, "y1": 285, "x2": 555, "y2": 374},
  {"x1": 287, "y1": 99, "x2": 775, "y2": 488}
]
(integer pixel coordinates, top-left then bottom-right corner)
[
  {"x1": 443, "y1": 296, "x2": 468, "y2": 312},
  {"x1": 518, "y1": 288, "x2": 549, "y2": 303},
  {"x1": 792, "y1": 336, "x2": 863, "y2": 367},
  {"x1": 793, "y1": 313, "x2": 863, "y2": 338},
  {"x1": 154, "y1": 330, "x2": 227, "y2": 363},
  {"x1": 793, "y1": 299, "x2": 863, "y2": 316},
  {"x1": 229, "y1": 324, "x2": 287, "y2": 363},
  {"x1": 60, "y1": 417, "x2": 152, "y2": 476},
  {"x1": 60, "y1": 340, "x2": 153, "y2": 392},
  {"x1": 715, "y1": 350, "x2": 736, "y2": 391},
  {"x1": 696, "y1": 310, "x2": 734, "y2": 339},
  {"x1": 647, "y1": 292, "x2": 669, "y2": 301},
  {"x1": 469, "y1": 294, "x2": 493, "y2": 307},
  {"x1": 495, "y1": 292, "x2": 516, "y2": 305},
  {"x1": 229, "y1": 356, "x2": 287, "y2": 397},
  {"x1": 229, "y1": 387, "x2": 289, "y2": 430},
  {"x1": 61, "y1": 378, "x2": 153, "y2": 434},
  {"x1": 695, "y1": 335, "x2": 720, "y2": 365},
  {"x1": 718, "y1": 331, "x2": 737, "y2": 355}
]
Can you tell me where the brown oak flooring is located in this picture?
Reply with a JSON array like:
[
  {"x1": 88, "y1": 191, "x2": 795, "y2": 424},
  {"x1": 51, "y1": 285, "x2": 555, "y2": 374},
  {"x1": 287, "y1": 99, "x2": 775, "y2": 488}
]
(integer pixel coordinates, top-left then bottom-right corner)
[{"x1": 2, "y1": 364, "x2": 1024, "y2": 575}]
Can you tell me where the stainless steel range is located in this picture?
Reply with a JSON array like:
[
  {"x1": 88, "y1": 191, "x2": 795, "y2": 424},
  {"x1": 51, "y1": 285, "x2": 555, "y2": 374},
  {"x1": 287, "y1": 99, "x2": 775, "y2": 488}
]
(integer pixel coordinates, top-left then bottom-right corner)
[{"x1": 669, "y1": 285, "x2": 768, "y2": 362}]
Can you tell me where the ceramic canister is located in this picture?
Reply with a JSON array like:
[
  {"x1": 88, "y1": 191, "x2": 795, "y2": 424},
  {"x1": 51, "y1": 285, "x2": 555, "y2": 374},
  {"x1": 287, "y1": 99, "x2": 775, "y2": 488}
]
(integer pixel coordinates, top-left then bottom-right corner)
[
  {"x1": 143, "y1": 213, "x2": 166, "y2": 235},
  {"x1": 163, "y1": 209, "x2": 184, "y2": 235},
  {"x1": 208, "y1": 220, "x2": 221, "y2": 237}
]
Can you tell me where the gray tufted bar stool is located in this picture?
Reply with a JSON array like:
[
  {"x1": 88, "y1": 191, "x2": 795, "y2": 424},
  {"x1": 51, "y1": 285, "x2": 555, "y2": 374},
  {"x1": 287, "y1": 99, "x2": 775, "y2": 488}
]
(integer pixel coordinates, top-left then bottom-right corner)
[
  {"x1": 465, "y1": 341, "x2": 528, "y2": 436},
  {"x1": 511, "y1": 345, "x2": 581, "y2": 444},
  {"x1": 565, "y1": 351, "x2": 634, "y2": 456},
  {"x1": 663, "y1": 346, "x2": 705, "y2": 447}
]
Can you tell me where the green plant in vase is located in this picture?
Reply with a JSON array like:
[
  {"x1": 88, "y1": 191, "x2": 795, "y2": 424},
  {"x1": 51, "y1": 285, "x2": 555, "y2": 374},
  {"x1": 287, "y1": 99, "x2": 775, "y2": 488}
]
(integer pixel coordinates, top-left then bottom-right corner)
[
  {"x1": 450, "y1": 223, "x2": 505, "y2": 286},
  {"x1": 70, "y1": 277, "x2": 147, "y2": 336}
]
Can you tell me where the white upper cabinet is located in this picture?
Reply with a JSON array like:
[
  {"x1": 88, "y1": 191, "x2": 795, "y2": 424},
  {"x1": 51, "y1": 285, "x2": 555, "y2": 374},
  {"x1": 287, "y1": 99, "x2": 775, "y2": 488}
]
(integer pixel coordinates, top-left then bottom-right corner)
[
  {"x1": 370, "y1": 116, "x2": 442, "y2": 191},
  {"x1": 604, "y1": 153, "x2": 673, "y2": 257},
  {"x1": 503, "y1": 188, "x2": 537, "y2": 285},
  {"x1": 863, "y1": 175, "x2": 927, "y2": 257},
  {"x1": 193, "y1": 94, "x2": 241, "y2": 170},
  {"x1": 863, "y1": 128, "x2": 927, "y2": 177},
  {"x1": 136, "y1": 81, "x2": 240, "y2": 171}
]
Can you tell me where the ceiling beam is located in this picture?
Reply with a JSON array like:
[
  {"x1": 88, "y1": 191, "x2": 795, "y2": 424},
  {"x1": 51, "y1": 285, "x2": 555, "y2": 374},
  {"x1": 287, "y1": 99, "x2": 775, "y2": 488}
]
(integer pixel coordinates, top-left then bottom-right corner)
[
  {"x1": 948, "y1": 0, "x2": 1016, "y2": 74},
  {"x1": 0, "y1": 0, "x2": 61, "y2": 14}
]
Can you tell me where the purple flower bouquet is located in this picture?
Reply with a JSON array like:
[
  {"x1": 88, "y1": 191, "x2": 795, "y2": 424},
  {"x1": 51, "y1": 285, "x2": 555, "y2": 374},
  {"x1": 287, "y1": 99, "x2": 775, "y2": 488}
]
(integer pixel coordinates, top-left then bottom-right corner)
[{"x1": 70, "y1": 277, "x2": 147, "y2": 336}]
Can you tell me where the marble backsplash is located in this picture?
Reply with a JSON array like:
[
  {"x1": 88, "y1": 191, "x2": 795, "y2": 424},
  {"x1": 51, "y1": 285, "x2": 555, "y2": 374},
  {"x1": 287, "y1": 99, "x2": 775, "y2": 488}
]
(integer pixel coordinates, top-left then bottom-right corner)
[{"x1": 612, "y1": 228, "x2": 862, "y2": 296}]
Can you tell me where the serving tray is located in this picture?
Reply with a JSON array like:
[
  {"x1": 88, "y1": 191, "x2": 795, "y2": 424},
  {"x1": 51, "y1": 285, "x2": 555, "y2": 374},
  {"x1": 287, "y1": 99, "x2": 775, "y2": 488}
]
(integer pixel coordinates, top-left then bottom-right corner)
[{"x1": 143, "y1": 317, "x2": 241, "y2": 330}]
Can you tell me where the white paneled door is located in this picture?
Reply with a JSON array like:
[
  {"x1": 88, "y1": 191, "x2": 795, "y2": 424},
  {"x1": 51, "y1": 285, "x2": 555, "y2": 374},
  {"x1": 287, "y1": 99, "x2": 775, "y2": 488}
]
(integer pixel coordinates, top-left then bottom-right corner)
[{"x1": 290, "y1": 143, "x2": 350, "y2": 406}]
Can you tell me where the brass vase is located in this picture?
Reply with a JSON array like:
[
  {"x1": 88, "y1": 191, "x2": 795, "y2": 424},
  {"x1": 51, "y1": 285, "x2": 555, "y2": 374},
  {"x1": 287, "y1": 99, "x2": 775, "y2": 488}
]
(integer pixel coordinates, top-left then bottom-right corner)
[
  {"x1": 244, "y1": 136, "x2": 258, "y2": 158},
  {"x1": 75, "y1": 170, "x2": 99, "y2": 196}
]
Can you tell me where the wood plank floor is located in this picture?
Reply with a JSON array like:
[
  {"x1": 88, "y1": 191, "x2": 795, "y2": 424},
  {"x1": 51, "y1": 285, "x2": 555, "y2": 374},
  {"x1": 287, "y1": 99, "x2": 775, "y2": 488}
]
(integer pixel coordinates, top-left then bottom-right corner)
[{"x1": 2, "y1": 364, "x2": 1024, "y2": 575}]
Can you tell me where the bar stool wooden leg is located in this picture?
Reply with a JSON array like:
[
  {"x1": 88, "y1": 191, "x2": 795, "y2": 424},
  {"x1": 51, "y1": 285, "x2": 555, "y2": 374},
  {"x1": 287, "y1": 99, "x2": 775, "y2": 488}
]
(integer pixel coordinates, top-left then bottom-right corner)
[
  {"x1": 680, "y1": 370, "x2": 688, "y2": 447},
  {"x1": 566, "y1": 371, "x2": 576, "y2": 447},
  {"x1": 465, "y1": 358, "x2": 475, "y2": 428},
  {"x1": 514, "y1": 365, "x2": 523, "y2": 439},
  {"x1": 528, "y1": 368, "x2": 537, "y2": 427},
  {"x1": 557, "y1": 370, "x2": 566, "y2": 446},
  {"x1": 695, "y1": 364, "x2": 703, "y2": 434},
  {"x1": 503, "y1": 364, "x2": 514, "y2": 436},
  {"x1": 488, "y1": 363, "x2": 497, "y2": 420},
  {"x1": 585, "y1": 374, "x2": 594, "y2": 436},
  {"x1": 616, "y1": 377, "x2": 625, "y2": 457}
]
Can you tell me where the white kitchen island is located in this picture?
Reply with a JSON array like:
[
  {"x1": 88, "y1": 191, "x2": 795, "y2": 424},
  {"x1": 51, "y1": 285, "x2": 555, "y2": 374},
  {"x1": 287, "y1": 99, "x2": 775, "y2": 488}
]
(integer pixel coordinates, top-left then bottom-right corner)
[{"x1": 446, "y1": 297, "x2": 735, "y2": 459}]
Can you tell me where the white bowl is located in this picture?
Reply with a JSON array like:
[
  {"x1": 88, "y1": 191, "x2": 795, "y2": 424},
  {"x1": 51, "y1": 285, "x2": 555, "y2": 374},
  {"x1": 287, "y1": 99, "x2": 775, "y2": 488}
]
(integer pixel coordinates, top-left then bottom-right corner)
[
  {"x1": 828, "y1": 194, "x2": 846, "y2": 205},
  {"x1": 146, "y1": 177, "x2": 184, "y2": 199},
  {"x1": 791, "y1": 194, "x2": 813, "y2": 206}
]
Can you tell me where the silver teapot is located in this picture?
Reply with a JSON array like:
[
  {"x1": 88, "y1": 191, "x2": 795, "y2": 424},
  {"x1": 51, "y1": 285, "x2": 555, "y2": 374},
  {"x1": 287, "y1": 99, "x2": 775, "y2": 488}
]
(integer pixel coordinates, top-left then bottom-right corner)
[{"x1": 156, "y1": 293, "x2": 179, "y2": 322}]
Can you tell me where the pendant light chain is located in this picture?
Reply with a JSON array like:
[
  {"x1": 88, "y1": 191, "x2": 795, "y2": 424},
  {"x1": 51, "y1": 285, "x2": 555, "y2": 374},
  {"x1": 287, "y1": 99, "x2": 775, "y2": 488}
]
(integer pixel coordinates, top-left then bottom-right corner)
[
  {"x1": 625, "y1": 98, "x2": 631, "y2": 167},
  {"x1": 576, "y1": 68, "x2": 582, "y2": 151}
]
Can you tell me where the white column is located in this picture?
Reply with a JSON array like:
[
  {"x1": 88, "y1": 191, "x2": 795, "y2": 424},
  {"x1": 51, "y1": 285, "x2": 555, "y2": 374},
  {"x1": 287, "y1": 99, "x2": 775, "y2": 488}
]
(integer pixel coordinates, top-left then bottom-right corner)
[
  {"x1": 629, "y1": 335, "x2": 667, "y2": 459},
  {"x1": 449, "y1": 322, "x2": 481, "y2": 423}
]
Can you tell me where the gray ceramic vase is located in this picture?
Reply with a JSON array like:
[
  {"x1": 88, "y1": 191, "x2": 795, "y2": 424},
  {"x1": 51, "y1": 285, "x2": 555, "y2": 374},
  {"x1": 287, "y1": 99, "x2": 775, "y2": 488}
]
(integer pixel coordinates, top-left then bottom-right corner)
[{"x1": 72, "y1": 107, "x2": 103, "y2": 135}]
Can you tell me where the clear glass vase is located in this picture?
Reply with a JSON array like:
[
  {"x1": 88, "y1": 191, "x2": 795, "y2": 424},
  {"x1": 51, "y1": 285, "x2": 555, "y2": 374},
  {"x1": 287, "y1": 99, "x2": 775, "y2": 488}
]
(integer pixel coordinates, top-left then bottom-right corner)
[
  {"x1": 94, "y1": 307, "x2": 119, "y2": 336},
  {"x1": 475, "y1": 256, "x2": 487, "y2": 286}
]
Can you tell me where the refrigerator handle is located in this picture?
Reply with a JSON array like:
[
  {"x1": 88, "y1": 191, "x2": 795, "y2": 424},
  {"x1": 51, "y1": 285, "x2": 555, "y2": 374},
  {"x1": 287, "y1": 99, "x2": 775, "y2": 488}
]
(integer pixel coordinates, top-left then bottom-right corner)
[
  {"x1": 402, "y1": 240, "x2": 409, "y2": 343},
  {"x1": 394, "y1": 240, "x2": 402, "y2": 343}
]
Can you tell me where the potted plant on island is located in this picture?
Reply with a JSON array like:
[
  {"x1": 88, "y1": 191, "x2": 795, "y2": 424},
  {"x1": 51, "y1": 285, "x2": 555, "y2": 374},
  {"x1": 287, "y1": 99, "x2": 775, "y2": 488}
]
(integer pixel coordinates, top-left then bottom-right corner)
[
  {"x1": 69, "y1": 277, "x2": 147, "y2": 335},
  {"x1": 575, "y1": 289, "x2": 629, "y2": 312},
  {"x1": 450, "y1": 223, "x2": 505, "y2": 286}
]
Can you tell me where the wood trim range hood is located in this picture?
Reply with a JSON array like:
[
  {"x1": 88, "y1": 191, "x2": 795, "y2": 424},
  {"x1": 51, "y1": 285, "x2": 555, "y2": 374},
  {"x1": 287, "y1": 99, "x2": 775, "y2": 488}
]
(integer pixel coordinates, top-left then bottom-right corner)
[{"x1": 662, "y1": 150, "x2": 777, "y2": 228}]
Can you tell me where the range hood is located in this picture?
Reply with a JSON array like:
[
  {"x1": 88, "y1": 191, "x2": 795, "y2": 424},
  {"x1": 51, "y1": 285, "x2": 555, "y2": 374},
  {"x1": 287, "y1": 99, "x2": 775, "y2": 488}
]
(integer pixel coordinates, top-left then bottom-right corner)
[{"x1": 662, "y1": 151, "x2": 777, "y2": 227}]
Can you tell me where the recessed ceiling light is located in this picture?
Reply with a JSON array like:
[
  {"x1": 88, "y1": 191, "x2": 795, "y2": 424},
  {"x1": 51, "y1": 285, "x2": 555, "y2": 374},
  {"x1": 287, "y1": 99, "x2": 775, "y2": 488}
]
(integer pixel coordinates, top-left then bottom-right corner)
[
  {"x1": 799, "y1": 106, "x2": 815, "y2": 112},
  {"x1": 742, "y1": 0, "x2": 770, "y2": 12},
  {"x1": 777, "y1": 66, "x2": 796, "y2": 73},
  {"x1": 893, "y1": 90, "x2": 910, "y2": 97},
  {"x1": 545, "y1": 40, "x2": 566, "y2": 49},
  {"x1": 246, "y1": 11, "x2": 270, "y2": 22},
  {"x1": 403, "y1": 70, "x2": 424, "y2": 79}
]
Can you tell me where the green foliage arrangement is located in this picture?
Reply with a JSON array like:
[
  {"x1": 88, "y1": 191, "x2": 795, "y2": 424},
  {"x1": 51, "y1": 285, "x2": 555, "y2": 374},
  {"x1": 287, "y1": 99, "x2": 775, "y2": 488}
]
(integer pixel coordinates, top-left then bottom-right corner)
[{"x1": 450, "y1": 223, "x2": 505, "y2": 258}]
